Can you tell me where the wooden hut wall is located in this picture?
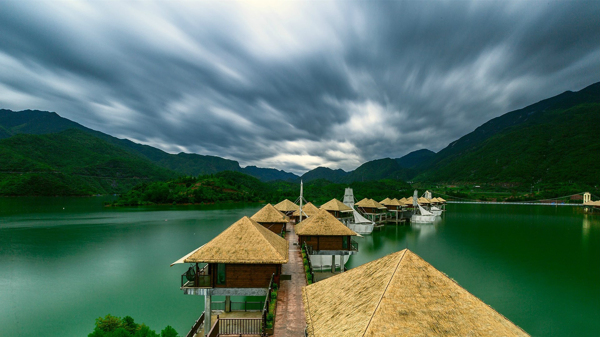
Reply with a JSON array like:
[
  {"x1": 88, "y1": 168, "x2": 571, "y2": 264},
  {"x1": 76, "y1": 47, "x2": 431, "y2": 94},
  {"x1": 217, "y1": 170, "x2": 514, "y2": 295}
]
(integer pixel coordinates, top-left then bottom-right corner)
[
  {"x1": 211, "y1": 263, "x2": 280, "y2": 288},
  {"x1": 300, "y1": 236, "x2": 348, "y2": 251},
  {"x1": 259, "y1": 222, "x2": 285, "y2": 234}
]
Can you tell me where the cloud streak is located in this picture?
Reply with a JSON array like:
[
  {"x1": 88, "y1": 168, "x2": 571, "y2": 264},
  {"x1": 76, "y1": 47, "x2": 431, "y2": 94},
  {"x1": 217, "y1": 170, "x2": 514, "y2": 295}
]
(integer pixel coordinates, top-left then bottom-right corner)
[{"x1": 1, "y1": 1, "x2": 599, "y2": 175}]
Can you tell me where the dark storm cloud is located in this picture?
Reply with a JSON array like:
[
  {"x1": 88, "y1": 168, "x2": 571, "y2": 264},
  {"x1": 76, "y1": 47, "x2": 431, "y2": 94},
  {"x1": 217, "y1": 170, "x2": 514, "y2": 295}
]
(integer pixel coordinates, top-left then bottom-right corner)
[{"x1": 1, "y1": 1, "x2": 599, "y2": 174}]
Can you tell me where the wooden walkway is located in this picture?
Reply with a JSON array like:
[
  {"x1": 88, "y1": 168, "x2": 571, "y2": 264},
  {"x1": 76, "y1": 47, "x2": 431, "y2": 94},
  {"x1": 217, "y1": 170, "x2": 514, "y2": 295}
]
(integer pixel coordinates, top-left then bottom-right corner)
[{"x1": 273, "y1": 223, "x2": 306, "y2": 337}]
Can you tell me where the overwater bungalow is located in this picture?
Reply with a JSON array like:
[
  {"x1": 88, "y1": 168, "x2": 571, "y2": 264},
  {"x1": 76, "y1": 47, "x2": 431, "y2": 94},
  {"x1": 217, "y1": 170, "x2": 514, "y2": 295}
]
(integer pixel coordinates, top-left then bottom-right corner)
[
  {"x1": 273, "y1": 198, "x2": 299, "y2": 216},
  {"x1": 290, "y1": 201, "x2": 320, "y2": 223},
  {"x1": 380, "y1": 198, "x2": 405, "y2": 224},
  {"x1": 251, "y1": 203, "x2": 289, "y2": 235},
  {"x1": 320, "y1": 198, "x2": 353, "y2": 223},
  {"x1": 296, "y1": 209, "x2": 358, "y2": 272},
  {"x1": 172, "y1": 216, "x2": 288, "y2": 331},
  {"x1": 302, "y1": 249, "x2": 529, "y2": 337},
  {"x1": 355, "y1": 198, "x2": 387, "y2": 224}
]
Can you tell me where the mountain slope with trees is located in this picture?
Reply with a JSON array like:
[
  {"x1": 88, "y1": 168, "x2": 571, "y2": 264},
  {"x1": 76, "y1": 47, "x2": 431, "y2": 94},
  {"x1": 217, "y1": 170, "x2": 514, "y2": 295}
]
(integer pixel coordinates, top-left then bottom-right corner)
[{"x1": 417, "y1": 81, "x2": 600, "y2": 185}]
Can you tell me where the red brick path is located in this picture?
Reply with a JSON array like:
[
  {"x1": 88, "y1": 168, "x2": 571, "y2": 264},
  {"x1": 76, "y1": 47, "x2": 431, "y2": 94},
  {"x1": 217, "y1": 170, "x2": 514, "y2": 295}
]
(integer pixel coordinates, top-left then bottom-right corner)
[{"x1": 273, "y1": 223, "x2": 306, "y2": 337}]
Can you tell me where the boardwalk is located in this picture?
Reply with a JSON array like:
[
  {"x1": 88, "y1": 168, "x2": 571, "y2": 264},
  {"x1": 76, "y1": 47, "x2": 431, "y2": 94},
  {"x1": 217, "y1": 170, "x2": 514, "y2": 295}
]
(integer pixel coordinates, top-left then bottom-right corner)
[{"x1": 273, "y1": 222, "x2": 306, "y2": 337}]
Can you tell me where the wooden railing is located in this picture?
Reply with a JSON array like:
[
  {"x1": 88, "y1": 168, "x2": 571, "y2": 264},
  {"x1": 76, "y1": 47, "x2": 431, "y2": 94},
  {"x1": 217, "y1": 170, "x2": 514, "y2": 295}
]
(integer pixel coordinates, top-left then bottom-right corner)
[
  {"x1": 185, "y1": 311, "x2": 205, "y2": 337},
  {"x1": 207, "y1": 316, "x2": 263, "y2": 336}
]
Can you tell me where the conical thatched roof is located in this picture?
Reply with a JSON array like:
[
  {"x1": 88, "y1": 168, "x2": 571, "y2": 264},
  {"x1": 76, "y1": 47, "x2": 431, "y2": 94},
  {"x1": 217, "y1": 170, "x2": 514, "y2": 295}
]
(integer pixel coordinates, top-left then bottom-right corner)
[
  {"x1": 355, "y1": 198, "x2": 387, "y2": 209},
  {"x1": 251, "y1": 203, "x2": 289, "y2": 223},
  {"x1": 303, "y1": 249, "x2": 529, "y2": 337},
  {"x1": 274, "y1": 199, "x2": 300, "y2": 212},
  {"x1": 391, "y1": 198, "x2": 405, "y2": 206},
  {"x1": 296, "y1": 209, "x2": 358, "y2": 236},
  {"x1": 418, "y1": 197, "x2": 431, "y2": 204},
  {"x1": 438, "y1": 197, "x2": 447, "y2": 203},
  {"x1": 379, "y1": 198, "x2": 393, "y2": 205},
  {"x1": 178, "y1": 216, "x2": 288, "y2": 264},
  {"x1": 320, "y1": 198, "x2": 352, "y2": 212},
  {"x1": 292, "y1": 202, "x2": 320, "y2": 217}
]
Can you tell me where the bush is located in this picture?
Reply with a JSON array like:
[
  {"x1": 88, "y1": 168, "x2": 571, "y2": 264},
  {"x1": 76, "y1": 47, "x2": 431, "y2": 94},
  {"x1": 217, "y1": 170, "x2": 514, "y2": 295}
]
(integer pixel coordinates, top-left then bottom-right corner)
[
  {"x1": 160, "y1": 326, "x2": 178, "y2": 337},
  {"x1": 305, "y1": 265, "x2": 309, "y2": 273},
  {"x1": 270, "y1": 290, "x2": 277, "y2": 299}
]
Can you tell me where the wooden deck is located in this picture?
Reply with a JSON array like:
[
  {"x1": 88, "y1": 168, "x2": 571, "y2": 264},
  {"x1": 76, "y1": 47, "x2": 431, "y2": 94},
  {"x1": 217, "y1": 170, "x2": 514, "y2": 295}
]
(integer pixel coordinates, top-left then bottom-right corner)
[{"x1": 273, "y1": 222, "x2": 306, "y2": 337}]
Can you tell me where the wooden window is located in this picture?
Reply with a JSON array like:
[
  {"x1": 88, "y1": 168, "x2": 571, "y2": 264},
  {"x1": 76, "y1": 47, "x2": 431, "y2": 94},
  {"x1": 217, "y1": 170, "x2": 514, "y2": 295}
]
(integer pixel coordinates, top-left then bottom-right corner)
[{"x1": 217, "y1": 263, "x2": 226, "y2": 285}]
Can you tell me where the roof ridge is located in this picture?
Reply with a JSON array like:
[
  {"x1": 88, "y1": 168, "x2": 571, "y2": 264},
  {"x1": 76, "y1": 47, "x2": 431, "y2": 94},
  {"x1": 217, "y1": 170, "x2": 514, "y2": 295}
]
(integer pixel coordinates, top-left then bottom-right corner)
[
  {"x1": 361, "y1": 249, "x2": 407, "y2": 337},
  {"x1": 247, "y1": 217, "x2": 287, "y2": 260}
]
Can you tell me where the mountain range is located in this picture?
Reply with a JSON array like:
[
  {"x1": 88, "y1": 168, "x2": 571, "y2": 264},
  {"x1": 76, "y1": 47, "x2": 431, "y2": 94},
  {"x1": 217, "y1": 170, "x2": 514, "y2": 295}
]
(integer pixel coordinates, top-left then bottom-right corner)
[{"x1": 1, "y1": 81, "x2": 598, "y2": 195}]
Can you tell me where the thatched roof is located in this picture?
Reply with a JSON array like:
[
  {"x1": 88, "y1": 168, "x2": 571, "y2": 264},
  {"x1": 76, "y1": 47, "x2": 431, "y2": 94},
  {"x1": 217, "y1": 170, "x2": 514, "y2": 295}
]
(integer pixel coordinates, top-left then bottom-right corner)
[
  {"x1": 379, "y1": 198, "x2": 393, "y2": 205},
  {"x1": 251, "y1": 203, "x2": 289, "y2": 224},
  {"x1": 418, "y1": 197, "x2": 431, "y2": 204},
  {"x1": 296, "y1": 209, "x2": 358, "y2": 236},
  {"x1": 303, "y1": 249, "x2": 529, "y2": 337},
  {"x1": 391, "y1": 198, "x2": 406, "y2": 206},
  {"x1": 320, "y1": 198, "x2": 353, "y2": 212},
  {"x1": 178, "y1": 216, "x2": 288, "y2": 264},
  {"x1": 438, "y1": 197, "x2": 447, "y2": 203},
  {"x1": 356, "y1": 198, "x2": 387, "y2": 209},
  {"x1": 292, "y1": 202, "x2": 320, "y2": 217},
  {"x1": 274, "y1": 199, "x2": 300, "y2": 212}
]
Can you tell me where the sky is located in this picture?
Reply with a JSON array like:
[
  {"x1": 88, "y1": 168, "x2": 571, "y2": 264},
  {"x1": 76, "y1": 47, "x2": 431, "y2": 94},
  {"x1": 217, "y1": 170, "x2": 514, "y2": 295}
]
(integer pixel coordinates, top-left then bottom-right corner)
[{"x1": 1, "y1": 1, "x2": 599, "y2": 175}]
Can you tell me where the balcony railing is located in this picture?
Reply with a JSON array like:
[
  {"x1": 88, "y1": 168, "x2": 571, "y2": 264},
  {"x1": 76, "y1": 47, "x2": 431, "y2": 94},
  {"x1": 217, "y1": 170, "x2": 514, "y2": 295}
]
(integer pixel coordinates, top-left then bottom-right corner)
[
  {"x1": 181, "y1": 264, "x2": 211, "y2": 288},
  {"x1": 207, "y1": 316, "x2": 263, "y2": 337}
]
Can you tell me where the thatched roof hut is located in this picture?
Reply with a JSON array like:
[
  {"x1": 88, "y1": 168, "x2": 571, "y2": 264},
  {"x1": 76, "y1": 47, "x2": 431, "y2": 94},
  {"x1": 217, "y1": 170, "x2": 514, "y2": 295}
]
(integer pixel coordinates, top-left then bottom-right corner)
[
  {"x1": 392, "y1": 198, "x2": 406, "y2": 206},
  {"x1": 355, "y1": 198, "x2": 387, "y2": 210},
  {"x1": 418, "y1": 197, "x2": 431, "y2": 205},
  {"x1": 320, "y1": 198, "x2": 353, "y2": 212},
  {"x1": 302, "y1": 249, "x2": 529, "y2": 337},
  {"x1": 274, "y1": 199, "x2": 300, "y2": 213},
  {"x1": 296, "y1": 209, "x2": 358, "y2": 237},
  {"x1": 292, "y1": 202, "x2": 320, "y2": 217},
  {"x1": 175, "y1": 216, "x2": 288, "y2": 264},
  {"x1": 251, "y1": 203, "x2": 289, "y2": 224}
]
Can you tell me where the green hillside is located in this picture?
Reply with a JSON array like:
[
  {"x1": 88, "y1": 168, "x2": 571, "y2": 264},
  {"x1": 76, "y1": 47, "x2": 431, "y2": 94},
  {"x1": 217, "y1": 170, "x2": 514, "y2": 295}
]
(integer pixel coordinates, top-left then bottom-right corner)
[
  {"x1": 300, "y1": 167, "x2": 348, "y2": 183},
  {"x1": 113, "y1": 171, "x2": 412, "y2": 206},
  {"x1": 341, "y1": 158, "x2": 414, "y2": 183},
  {"x1": 0, "y1": 129, "x2": 176, "y2": 195},
  {"x1": 418, "y1": 82, "x2": 600, "y2": 186},
  {"x1": 395, "y1": 149, "x2": 435, "y2": 168},
  {"x1": 0, "y1": 109, "x2": 298, "y2": 181}
]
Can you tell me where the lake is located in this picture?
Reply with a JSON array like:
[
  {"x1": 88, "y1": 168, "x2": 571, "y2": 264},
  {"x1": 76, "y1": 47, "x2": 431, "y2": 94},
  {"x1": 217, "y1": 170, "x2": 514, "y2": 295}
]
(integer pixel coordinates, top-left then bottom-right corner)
[{"x1": 1, "y1": 198, "x2": 599, "y2": 336}]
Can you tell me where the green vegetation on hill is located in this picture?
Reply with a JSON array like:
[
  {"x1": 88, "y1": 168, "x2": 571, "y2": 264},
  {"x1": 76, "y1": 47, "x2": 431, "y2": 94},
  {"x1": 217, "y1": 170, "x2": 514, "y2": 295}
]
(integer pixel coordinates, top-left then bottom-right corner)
[
  {"x1": 0, "y1": 109, "x2": 298, "y2": 182},
  {"x1": 0, "y1": 129, "x2": 176, "y2": 195},
  {"x1": 395, "y1": 149, "x2": 435, "y2": 169},
  {"x1": 112, "y1": 171, "x2": 412, "y2": 206},
  {"x1": 417, "y1": 82, "x2": 600, "y2": 187}
]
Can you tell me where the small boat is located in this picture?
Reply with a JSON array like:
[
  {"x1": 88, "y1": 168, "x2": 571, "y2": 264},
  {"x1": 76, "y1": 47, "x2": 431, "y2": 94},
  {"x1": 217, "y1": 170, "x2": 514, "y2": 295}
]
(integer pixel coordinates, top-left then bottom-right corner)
[
  {"x1": 411, "y1": 190, "x2": 436, "y2": 223},
  {"x1": 343, "y1": 187, "x2": 374, "y2": 234},
  {"x1": 430, "y1": 206, "x2": 444, "y2": 217}
]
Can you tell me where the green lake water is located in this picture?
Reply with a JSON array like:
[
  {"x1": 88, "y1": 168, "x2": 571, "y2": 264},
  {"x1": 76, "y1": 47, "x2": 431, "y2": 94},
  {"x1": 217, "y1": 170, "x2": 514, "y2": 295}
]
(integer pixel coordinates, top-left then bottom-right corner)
[{"x1": 1, "y1": 198, "x2": 599, "y2": 336}]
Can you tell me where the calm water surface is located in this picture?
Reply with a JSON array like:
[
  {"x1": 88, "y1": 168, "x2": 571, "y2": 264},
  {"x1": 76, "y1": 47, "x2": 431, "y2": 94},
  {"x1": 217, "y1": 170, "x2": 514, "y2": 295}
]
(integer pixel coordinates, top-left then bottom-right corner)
[{"x1": 1, "y1": 198, "x2": 599, "y2": 336}]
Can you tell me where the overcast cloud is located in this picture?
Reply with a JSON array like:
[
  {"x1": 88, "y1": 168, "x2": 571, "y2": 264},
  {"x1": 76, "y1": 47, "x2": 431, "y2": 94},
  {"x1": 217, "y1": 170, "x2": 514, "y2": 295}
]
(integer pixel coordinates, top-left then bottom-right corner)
[{"x1": 1, "y1": 1, "x2": 599, "y2": 175}]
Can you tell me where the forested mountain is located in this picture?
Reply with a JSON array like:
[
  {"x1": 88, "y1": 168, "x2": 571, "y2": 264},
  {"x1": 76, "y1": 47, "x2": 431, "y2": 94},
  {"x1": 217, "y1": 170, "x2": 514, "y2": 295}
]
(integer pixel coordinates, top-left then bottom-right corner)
[
  {"x1": 416, "y1": 81, "x2": 600, "y2": 184},
  {"x1": 0, "y1": 129, "x2": 175, "y2": 195},
  {"x1": 341, "y1": 158, "x2": 413, "y2": 183},
  {"x1": 395, "y1": 149, "x2": 435, "y2": 168},
  {"x1": 300, "y1": 167, "x2": 348, "y2": 183},
  {"x1": 0, "y1": 109, "x2": 297, "y2": 181}
]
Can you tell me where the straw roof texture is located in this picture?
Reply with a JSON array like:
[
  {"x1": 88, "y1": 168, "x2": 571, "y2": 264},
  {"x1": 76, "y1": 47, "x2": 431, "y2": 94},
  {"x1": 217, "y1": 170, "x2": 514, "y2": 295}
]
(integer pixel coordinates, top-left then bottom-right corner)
[
  {"x1": 438, "y1": 197, "x2": 447, "y2": 203},
  {"x1": 251, "y1": 203, "x2": 289, "y2": 223},
  {"x1": 320, "y1": 198, "x2": 353, "y2": 212},
  {"x1": 296, "y1": 209, "x2": 358, "y2": 236},
  {"x1": 303, "y1": 249, "x2": 529, "y2": 337},
  {"x1": 356, "y1": 198, "x2": 387, "y2": 209},
  {"x1": 379, "y1": 198, "x2": 393, "y2": 205},
  {"x1": 274, "y1": 199, "x2": 300, "y2": 212},
  {"x1": 292, "y1": 202, "x2": 320, "y2": 217},
  {"x1": 388, "y1": 198, "x2": 403, "y2": 206},
  {"x1": 418, "y1": 197, "x2": 431, "y2": 204},
  {"x1": 182, "y1": 216, "x2": 288, "y2": 264}
]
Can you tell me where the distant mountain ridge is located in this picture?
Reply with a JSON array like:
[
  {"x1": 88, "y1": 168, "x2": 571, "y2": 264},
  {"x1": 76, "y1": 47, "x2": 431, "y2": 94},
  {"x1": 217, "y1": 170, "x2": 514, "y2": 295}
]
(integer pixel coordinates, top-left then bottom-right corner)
[
  {"x1": 395, "y1": 149, "x2": 435, "y2": 168},
  {"x1": 416, "y1": 81, "x2": 600, "y2": 184},
  {"x1": 0, "y1": 109, "x2": 298, "y2": 182}
]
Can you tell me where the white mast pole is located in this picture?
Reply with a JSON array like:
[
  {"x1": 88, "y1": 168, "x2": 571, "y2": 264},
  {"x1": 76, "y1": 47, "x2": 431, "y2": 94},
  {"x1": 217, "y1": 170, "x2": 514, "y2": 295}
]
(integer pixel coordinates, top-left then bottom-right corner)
[{"x1": 299, "y1": 180, "x2": 304, "y2": 222}]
